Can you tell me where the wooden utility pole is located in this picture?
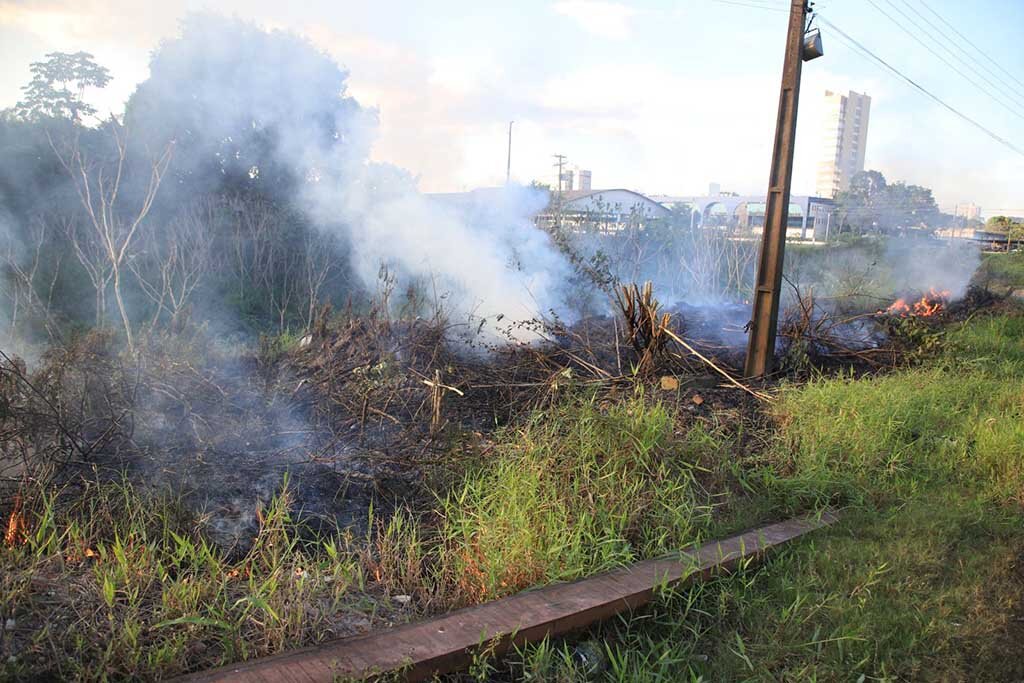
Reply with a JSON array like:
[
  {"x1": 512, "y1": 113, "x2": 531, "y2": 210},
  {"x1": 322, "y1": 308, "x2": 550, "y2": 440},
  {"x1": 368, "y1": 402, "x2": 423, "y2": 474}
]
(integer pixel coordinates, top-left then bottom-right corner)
[
  {"x1": 553, "y1": 153, "x2": 567, "y2": 193},
  {"x1": 744, "y1": 0, "x2": 811, "y2": 377}
]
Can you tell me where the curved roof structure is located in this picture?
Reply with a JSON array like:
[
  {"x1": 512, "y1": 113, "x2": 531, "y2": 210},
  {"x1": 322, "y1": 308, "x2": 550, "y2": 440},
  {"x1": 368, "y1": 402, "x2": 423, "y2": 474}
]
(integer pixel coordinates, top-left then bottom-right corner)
[{"x1": 560, "y1": 188, "x2": 672, "y2": 218}]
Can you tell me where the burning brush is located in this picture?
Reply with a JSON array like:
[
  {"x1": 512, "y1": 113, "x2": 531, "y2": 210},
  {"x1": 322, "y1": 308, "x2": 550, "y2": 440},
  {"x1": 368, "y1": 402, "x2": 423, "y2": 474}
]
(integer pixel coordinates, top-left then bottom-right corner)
[
  {"x1": 882, "y1": 288, "x2": 951, "y2": 318},
  {"x1": 4, "y1": 492, "x2": 26, "y2": 547}
]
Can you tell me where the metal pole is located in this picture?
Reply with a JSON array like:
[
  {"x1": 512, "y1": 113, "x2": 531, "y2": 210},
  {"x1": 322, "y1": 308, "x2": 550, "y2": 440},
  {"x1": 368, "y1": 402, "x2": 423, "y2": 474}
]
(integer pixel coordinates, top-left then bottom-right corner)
[
  {"x1": 506, "y1": 121, "x2": 514, "y2": 184},
  {"x1": 744, "y1": 0, "x2": 810, "y2": 378}
]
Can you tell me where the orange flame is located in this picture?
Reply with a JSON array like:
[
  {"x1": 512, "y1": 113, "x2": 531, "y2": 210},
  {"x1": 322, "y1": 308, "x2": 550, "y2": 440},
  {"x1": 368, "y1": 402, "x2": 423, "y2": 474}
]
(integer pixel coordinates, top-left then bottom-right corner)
[
  {"x1": 885, "y1": 288, "x2": 951, "y2": 317},
  {"x1": 4, "y1": 493, "x2": 26, "y2": 547}
]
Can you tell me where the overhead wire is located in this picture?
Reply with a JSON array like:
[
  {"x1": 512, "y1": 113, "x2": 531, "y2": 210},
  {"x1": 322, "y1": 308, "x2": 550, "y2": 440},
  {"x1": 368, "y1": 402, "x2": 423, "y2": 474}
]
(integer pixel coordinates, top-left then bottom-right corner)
[
  {"x1": 699, "y1": 0, "x2": 1024, "y2": 158},
  {"x1": 861, "y1": 0, "x2": 1024, "y2": 121},
  {"x1": 916, "y1": 0, "x2": 1024, "y2": 92},
  {"x1": 815, "y1": 15, "x2": 1024, "y2": 158},
  {"x1": 894, "y1": 0, "x2": 1024, "y2": 104}
]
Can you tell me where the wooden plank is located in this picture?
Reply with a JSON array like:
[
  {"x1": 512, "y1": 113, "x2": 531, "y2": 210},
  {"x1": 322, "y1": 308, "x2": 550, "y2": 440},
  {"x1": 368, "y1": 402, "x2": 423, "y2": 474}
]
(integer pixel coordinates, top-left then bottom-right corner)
[{"x1": 181, "y1": 511, "x2": 837, "y2": 683}]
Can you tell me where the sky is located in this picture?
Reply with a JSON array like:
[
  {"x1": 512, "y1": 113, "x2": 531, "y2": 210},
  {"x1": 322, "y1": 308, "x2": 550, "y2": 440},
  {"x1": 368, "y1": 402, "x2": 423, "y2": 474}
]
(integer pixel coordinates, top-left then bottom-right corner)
[{"x1": 1, "y1": 0, "x2": 1022, "y2": 217}]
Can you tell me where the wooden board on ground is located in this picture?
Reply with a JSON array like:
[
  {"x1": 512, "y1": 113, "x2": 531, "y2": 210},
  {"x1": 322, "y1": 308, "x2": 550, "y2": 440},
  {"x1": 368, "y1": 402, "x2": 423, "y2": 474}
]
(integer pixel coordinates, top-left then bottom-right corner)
[{"x1": 182, "y1": 511, "x2": 838, "y2": 683}]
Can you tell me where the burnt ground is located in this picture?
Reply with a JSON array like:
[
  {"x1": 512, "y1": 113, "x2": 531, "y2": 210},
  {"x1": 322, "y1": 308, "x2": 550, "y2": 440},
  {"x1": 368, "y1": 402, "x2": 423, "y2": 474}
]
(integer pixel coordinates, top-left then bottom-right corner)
[{"x1": 5, "y1": 290, "x2": 981, "y2": 556}]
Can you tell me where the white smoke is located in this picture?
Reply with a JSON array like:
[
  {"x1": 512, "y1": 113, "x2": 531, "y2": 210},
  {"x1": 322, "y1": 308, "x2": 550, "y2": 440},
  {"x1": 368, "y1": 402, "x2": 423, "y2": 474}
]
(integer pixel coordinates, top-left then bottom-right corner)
[
  {"x1": 136, "y1": 14, "x2": 573, "y2": 339},
  {"x1": 881, "y1": 236, "x2": 980, "y2": 300},
  {"x1": 303, "y1": 157, "x2": 570, "y2": 335},
  {"x1": 0, "y1": 210, "x2": 40, "y2": 365}
]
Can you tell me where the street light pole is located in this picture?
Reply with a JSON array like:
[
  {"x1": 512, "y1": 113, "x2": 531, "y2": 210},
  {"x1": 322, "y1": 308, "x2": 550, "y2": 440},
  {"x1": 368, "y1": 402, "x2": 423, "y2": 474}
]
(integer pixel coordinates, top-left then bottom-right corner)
[{"x1": 744, "y1": 0, "x2": 812, "y2": 378}]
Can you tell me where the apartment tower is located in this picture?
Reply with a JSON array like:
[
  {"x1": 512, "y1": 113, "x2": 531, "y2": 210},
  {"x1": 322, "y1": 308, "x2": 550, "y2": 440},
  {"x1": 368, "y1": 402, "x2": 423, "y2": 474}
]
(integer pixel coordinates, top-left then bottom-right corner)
[{"x1": 815, "y1": 90, "x2": 871, "y2": 198}]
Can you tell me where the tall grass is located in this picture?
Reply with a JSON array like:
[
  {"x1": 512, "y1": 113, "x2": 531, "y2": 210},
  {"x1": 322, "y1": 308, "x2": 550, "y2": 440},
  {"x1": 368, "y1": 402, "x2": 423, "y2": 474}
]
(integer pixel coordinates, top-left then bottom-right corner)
[
  {"x1": 2, "y1": 389, "x2": 728, "y2": 679},
  {"x1": 975, "y1": 251, "x2": 1024, "y2": 291},
  {"x1": 506, "y1": 310, "x2": 1024, "y2": 682},
  {"x1": 772, "y1": 312, "x2": 1024, "y2": 506},
  {"x1": 437, "y1": 392, "x2": 717, "y2": 605},
  {"x1": 1, "y1": 479, "x2": 370, "y2": 680}
]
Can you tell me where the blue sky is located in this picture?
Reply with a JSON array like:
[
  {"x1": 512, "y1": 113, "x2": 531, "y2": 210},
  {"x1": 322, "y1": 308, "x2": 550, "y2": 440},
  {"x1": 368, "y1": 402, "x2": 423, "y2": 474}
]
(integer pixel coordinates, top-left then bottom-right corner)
[{"x1": 1, "y1": 0, "x2": 1021, "y2": 215}]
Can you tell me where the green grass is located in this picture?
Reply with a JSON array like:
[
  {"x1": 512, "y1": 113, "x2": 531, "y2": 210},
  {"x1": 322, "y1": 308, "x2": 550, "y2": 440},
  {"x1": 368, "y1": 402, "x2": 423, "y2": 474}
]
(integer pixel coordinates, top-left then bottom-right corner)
[
  {"x1": 496, "y1": 310, "x2": 1024, "y2": 682},
  {"x1": 1, "y1": 391, "x2": 730, "y2": 680},
  {"x1": 0, "y1": 479, "x2": 377, "y2": 680},
  {"x1": 5, "y1": 311, "x2": 1024, "y2": 681},
  {"x1": 975, "y1": 251, "x2": 1024, "y2": 291},
  {"x1": 436, "y1": 393, "x2": 719, "y2": 605}
]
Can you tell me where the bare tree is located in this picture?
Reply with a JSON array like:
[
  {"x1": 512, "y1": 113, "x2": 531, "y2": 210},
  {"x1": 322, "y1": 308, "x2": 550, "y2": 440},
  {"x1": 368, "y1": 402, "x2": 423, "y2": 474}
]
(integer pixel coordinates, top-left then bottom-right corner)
[
  {"x1": 1, "y1": 215, "x2": 64, "y2": 342},
  {"x1": 130, "y1": 198, "x2": 215, "y2": 328},
  {"x1": 301, "y1": 230, "x2": 340, "y2": 331},
  {"x1": 51, "y1": 120, "x2": 173, "y2": 351},
  {"x1": 65, "y1": 212, "x2": 112, "y2": 327},
  {"x1": 262, "y1": 232, "x2": 303, "y2": 333}
]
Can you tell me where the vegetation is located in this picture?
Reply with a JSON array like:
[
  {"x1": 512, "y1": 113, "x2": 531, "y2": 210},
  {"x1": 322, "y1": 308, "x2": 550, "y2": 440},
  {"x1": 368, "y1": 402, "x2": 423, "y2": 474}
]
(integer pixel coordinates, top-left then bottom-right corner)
[
  {"x1": 2, "y1": 13, "x2": 1021, "y2": 683},
  {"x1": 974, "y1": 250, "x2": 1024, "y2": 293},
  {"x1": 834, "y1": 169, "x2": 947, "y2": 234},
  {"x1": 7, "y1": 301, "x2": 1022, "y2": 680},
  {"x1": 438, "y1": 394, "x2": 716, "y2": 605},
  {"x1": 496, "y1": 310, "x2": 1024, "y2": 683},
  {"x1": 984, "y1": 215, "x2": 1024, "y2": 243}
]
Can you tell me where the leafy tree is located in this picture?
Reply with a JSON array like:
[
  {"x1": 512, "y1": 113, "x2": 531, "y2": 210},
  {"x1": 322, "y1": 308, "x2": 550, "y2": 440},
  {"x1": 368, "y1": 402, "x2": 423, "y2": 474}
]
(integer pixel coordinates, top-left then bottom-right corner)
[
  {"x1": 836, "y1": 170, "x2": 942, "y2": 234},
  {"x1": 836, "y1": 170, "x2": 887, "y2": 233},
  {"x1": 882, "y1": 181, "x2": 942, "y2": 231},
  {"x1": 986, "y1": 215, "x2": 1024, "y2": 242},
  {"x1": 13, "y1": 52, "x2": 111, "y2": 122}
]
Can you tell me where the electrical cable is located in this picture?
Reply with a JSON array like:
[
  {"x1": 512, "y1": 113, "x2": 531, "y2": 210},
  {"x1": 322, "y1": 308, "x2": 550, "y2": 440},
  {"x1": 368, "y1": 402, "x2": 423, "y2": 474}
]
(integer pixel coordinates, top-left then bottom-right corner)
[
  {"x1": 862, "y1": 0, "x2": 1024, "y2": 121},
  {"x1": 916, "y1": 0, "x2": 1024, "y2": 91},
  {"x1": 894, "y1": 0, "x2": 1024, "y2": 104},
  {"x1": 816, "y1": 15, "x2": 1024, "y2": 158}
]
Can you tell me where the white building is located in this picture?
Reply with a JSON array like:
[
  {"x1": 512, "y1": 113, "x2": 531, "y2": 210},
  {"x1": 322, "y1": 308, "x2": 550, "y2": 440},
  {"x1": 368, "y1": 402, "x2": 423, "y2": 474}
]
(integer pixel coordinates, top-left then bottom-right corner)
[
  {"x1": 815, "y1": 90, "x2": 871, "y2": 198},
  {"x1": 954, "y1": 202, "x2": 982, "y2": 221}
]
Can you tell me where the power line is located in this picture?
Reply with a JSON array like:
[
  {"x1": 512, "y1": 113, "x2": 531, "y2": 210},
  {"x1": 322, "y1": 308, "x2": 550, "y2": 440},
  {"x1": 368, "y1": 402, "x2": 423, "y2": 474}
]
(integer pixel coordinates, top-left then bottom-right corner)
[
  {"x1": 916, "y1": 0, "x2": 1024, "y2": 92},
  {"x1": 862, "y1": 0, "x2": 1024, "y2": 122},
  {"x1": 817, "y1": 15, "x2": 1024, "y2": 158},
  {"x1": 894, "y1": 0, "x2": 1024, "y2": 105}
]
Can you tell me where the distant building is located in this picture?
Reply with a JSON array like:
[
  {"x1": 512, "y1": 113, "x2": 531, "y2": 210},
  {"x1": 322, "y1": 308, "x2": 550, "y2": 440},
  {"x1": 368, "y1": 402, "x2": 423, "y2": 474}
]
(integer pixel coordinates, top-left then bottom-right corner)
[
  {"x1": 531, "y1": 189, "x2": 671, "y2": 234},
  {"x1": 815, "y1": 90, "x2": 871, "y2": 198},
  {"x1": 560, "y1": 169, "x2": 575, "y2": 191},
  {"x1": 578, "y1": 169, "x2": 592, "y2": 191},
  {"x1": 708, "y1": 182, "x2": 721, "y2": 196},
  {"x1": 651, "y1": 193, "x2": 835, "y2": 240},
  {"x1": 954, "y1": 202, "x2": 982, "y2": 221},
  {"x1": 428, "y1": 186, "x2": 670, "y2": 234}
]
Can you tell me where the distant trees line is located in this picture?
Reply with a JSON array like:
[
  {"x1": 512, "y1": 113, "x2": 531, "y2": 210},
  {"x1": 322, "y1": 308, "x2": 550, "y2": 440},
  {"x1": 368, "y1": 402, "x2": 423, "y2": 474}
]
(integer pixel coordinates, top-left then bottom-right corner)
[
  {"x1": 983, "y1": 215, "x2": 1024, "y2": 242},
  {"x1": 833, "y1": 170, "x2": 948, "y2": 235}
]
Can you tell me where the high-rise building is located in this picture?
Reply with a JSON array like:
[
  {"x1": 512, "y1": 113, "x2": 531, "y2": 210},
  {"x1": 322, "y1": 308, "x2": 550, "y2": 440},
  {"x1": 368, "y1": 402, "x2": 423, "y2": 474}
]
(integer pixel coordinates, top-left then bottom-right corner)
[
  {"x1": 954, "y1": 202, "x2": 981, "y2": 221},
  {"x1": 578, "y1": 169, "x2": 592, "y2": 191},
  {"x1": 815, "y1": 90, "x2": 871, "y2": 198},
  {"x1": 560, "y1": 169, "x2": 575, "y2": 191}
]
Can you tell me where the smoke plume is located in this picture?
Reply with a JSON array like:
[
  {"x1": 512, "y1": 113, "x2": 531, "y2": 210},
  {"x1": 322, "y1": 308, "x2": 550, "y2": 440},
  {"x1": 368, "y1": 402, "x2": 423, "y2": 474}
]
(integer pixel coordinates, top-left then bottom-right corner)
[{"x1": 130, "y1": 14, "x2": 572, "y2": 339}]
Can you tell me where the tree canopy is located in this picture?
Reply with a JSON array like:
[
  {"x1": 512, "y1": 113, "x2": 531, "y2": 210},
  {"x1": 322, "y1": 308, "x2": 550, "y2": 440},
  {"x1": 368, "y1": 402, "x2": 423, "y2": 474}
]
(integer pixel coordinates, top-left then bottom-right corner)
[
  {"x1": 13, "y1": 51, "x2": 111, "y2": 122},
  {"x1": 836, "y1": 170, "x2": 944, "y2": 234},
  {"x1": 985, "y1": 215, "x2": 1024, "y2": 241}
]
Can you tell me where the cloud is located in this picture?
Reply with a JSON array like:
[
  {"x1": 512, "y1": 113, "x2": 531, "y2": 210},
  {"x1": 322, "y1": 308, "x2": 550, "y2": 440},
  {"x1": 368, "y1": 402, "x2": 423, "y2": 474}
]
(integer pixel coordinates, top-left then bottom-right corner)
[{"x1": 552, "y1": 0, "x2": 637, "y2": 40}]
